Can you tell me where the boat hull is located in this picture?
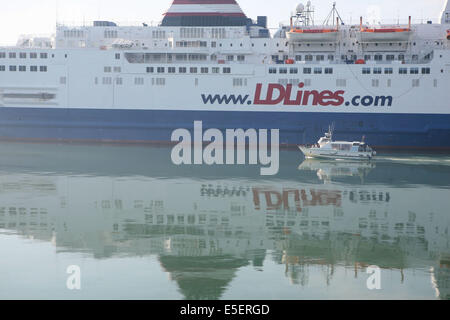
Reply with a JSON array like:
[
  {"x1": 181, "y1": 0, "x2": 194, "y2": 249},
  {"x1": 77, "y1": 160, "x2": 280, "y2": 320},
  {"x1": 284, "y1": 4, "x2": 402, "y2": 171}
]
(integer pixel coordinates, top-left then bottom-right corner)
[
  {"x1": 286, "y1": 31, "x2": 339, "y2": 42},
  {"x1": 299, "y1": 146, "x2": 374, "y2": 160},
  {"x1": 0, "y1": 107, "x2": 449, "y2": 149},
  {"x1": 359, "y1": 31, "x2": 412, "y2": 42}
]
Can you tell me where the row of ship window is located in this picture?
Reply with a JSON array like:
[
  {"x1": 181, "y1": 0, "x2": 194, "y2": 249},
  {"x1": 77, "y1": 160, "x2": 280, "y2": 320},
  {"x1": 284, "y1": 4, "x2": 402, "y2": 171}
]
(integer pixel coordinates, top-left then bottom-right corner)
[
  {"x1": 96, "y1": 77, "x2": 437, "y2": 88},
  {"x1": 361, "y1": 67, "x2": 431, "y2": 75},
  {"x1": 282, "y1": 54, "x2": 412, "y2": 62},
  {"x1": 269, "y1": 67, "x2": 333, "y2": 75},
  {"x1": 0, "y1": 52, "x2": 48, "y2": 59},
  {"x1": 0, "y1": 65, "x2": 47, "y2": 72},
  {"x1": 146, "y1": 66, "x2": 231, "y2": 74},
  {"x1": 267, "y1": 66, "x2": 431, "y2": 75}
]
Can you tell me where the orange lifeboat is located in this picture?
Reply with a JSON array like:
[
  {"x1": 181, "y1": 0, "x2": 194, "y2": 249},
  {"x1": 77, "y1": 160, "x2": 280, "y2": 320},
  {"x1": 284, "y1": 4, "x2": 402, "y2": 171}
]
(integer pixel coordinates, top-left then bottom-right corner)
[
  {"x1": 359, "y1": 16, "x2": 413, "y2": 42},
  {"x1": 285, "y1": 59, "x2": 295, "y2": 64},
  {"x1": 447, "y1": 29, "x2": 450, "y2": 40},
  {"x1": 286, "y1": 27, "x2": 339, "y2": 42}
]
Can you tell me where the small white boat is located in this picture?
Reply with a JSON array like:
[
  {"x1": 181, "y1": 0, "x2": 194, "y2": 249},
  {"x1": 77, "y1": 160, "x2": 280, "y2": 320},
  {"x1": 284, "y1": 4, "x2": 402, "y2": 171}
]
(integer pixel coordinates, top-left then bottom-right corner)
[{"x1": 299, "y1": 129, "x2": 377, "y2": 160}]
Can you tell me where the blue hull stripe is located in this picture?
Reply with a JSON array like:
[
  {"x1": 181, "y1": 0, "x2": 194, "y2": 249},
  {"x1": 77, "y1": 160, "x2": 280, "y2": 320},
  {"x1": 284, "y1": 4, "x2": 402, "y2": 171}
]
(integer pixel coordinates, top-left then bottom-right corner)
[{"x1": 0, "y1": 107, "x2": 449, "y2": 148}]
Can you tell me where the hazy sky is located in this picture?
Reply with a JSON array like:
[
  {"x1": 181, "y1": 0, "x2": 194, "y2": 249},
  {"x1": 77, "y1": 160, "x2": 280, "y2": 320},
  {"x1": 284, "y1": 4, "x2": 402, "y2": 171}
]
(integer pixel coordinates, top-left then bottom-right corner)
[{"x1": 0, "y1": 0, "x2": 447, "y2": 45}]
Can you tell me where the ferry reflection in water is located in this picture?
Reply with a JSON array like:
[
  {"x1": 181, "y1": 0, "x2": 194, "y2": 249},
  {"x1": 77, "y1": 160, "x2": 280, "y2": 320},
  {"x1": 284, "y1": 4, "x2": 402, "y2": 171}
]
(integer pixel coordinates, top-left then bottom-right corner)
[{"x1": 0, "y1": 142, "x2": 449, "y2": 300}]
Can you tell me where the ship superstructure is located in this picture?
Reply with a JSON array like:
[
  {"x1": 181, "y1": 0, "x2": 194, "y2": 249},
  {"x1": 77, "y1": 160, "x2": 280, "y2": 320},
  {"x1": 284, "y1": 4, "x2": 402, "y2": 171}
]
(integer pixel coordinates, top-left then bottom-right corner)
[{"x1": 0, "y1": 0, "x2": 449, "y2": 148}]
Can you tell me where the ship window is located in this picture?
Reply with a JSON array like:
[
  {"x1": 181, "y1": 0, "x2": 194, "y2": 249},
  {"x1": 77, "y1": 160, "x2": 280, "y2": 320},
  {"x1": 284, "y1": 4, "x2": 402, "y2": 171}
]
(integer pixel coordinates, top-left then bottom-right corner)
[
  {"x1": 19, "y1": 65, "x2": 26, "y2": 72},
  {"x1": 386, "y1": 55, "x2": 395, "y2": 61},
  {"x1": 154, "y1": 78, "x2": 165, "y2": 86},
  {"x1": 227, "y1": 55, "x2": 234, "y2": 61},
  {"x1": 233, "y1": 78, "x2": 247, "y2": 87},
  {"x1": 410, "y1": 68, "x2": 419, "y2": 74},
  {"x1": 421, "y1": 67, "x2": 430, "y2": 74},
  {"x1": 316, "y1": 55, "x2": 324, "y2": 61},
  {"x1": 336, "y1": 79, "x2": 346, "y2": 87},
  {"x1": 190, "y1": 67, "x2": 197, "y2": 73},
  {"x1": 102, "y1": 77, "x2": 112, "y2": 85},
  {"x1": 279, "y1": 68, "x2": 287, "y2": 74},
  {"x1": 146, "y1": 67, "x2": 154, "y2": 73},
  {"x1": 0, "y1": 53, "x2": 5, "y2": 58},
  {"x1": 201, "y1": 67, "x2": 208, "y2": 74},
  {"x1": 113, "y1": 67, "x2": 121, "y2": 73},
  {"x1": 157, "y1": 67, "x2": 165, "y2": 73},
  {"x1": 9, "y1": 53, "x2": 16, "y2": 59},
  {"x1": 362, "y1": 68, "x2": 371, "y2": 74},
  {"x1": 9, "y1": 66, "x2": 16, "y2": 71},
  {"x1": 412, "y1": 55, "x2": 418, "y2": 62},
  {"x1": 374, "y1": 54, "x2": 382, "y2": 61},
  {"x1": 40, "y1": 53, "x2": 48, "y2": 59},
  {"x1": 305, "y1": 55, "x2": 313, "y2": 61},
  {"x1": 212, "y1": 67, "x2": 220, "y2": 74},
  {"x1": 237, "y1": 55, "x2": 245, "y2": 62},
  {"x1": 295, "y1": 55, "x2": 302, "y2": 61},
  {"x1": 269, "y1": 68, "x2": 277, "y2": 74},
  {"x1": 116, "y1": 77, "x2": 123, "y2": 85},
  {"x1": 179, "y1": 67, "x2": 187, "y2": 73},
  {"x1": 30, "y1": 66, "x2": 37, "y2": 72},
  {"x1": 210, "y1": 54, "x2": 217, "y2": 61},
  {"x1": 303, "y1": 68, "x2": 311, "y2": 74},
  {"x1": 168, "y1": 67, "x2": 176, "y2": 73},
  {"x1": 0, "y1": 65, "x2": 4, "y2": 71},
  {"x1": 387, "y1": 79, "x2": 392, "y2": 87},
  {"x1": 115, "y1": 53, "x2": 120, "y2": 60},
  {"x1": 364, "y1": 55, "x2": 371, "y2": 61},
  {"x1": 398, "y1": 54, "x2": 405, "y2": 61},
  {"x1": 290, "y1": 68, "x2": 298, "y2": 74},
  {"x1": 384, "y1": 68, "x2": 393, "y2": 74},
  {"x1": 223, "y1": 67, "x2": 231, "y2": 74},
  {"x1": 30, "y1": 53, "x2": 37, "y2": 59},
  {"x1": 372, "y1": 79, "x2": 379, "y2": 87},
  {"x1": 134, "y1": 77, "x2": 144, "y2": 85},
  {"x1": 104, "y1": 66, "x2": 112, "y2": 73},
  {"x1": 314, "y1": 67, "x2": 322, "y2": 74},
  {"x1": 19, "y1": 53, "x2": 26, "y2": 59},
  {"x1": 271, "y1": 55, "x2": 278, "y2": 62},
  {"x1": 412, "y1": 79, "x2": 420, "y2": 87},
  {"x1": 325, "y1": 68, "x2": 333, "y2": 74},
  {"x1": 104, "y1": 30, "x2": 118, "y2": 39},
  {"x1": 399, "y1": 68, "x2": 408, "y2": 74},
  {"x1": 304, "y1": 79, "x2": 312, "y2": 86},
  {"x1": 373, "y1": 68, "x2": 382, "y2": 74},
  {"x1": 327, "y1": 55, "x2": 334, "y2": 61}
]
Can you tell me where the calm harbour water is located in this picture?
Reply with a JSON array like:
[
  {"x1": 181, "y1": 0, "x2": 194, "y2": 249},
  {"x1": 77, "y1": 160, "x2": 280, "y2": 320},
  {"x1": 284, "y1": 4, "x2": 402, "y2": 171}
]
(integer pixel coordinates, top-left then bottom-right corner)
[{"x1": 0, "y1": 142, "x2": 449, "y2": 300}]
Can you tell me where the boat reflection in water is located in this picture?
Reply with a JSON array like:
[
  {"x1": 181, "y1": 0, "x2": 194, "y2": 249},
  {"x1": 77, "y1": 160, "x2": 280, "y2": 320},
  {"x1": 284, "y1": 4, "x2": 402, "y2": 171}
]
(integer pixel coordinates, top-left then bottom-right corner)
[
  {"x1": 0, "y1": 142, "x2": 449, "y2": 299},
  {"x1": 298, "y1": 159, "x2": 376, "y2": 183}
]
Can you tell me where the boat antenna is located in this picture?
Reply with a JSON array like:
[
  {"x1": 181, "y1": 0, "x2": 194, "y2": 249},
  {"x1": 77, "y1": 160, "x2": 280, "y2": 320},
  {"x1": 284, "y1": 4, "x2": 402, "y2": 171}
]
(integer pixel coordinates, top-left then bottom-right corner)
[{"x1": 323, "y1": 2, "x2": 345, "y2": 26}]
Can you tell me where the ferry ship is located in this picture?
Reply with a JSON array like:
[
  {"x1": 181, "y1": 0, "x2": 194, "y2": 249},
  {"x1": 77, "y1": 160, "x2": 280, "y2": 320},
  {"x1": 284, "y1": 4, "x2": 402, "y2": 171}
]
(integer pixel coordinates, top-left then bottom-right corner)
[{"x1": 0, "y1": 0, "x2": 450, "y2": 149}]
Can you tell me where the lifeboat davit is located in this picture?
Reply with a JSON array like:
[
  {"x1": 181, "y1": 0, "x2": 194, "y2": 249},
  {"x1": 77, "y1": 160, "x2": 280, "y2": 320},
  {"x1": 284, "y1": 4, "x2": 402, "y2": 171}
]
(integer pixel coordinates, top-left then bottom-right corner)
[{"x1": 286, "y1": 27, "x2": 339, "y2": 42}]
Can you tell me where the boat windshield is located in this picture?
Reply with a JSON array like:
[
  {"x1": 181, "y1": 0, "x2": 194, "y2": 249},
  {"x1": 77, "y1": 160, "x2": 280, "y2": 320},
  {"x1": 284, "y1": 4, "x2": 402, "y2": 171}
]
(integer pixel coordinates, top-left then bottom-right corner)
[{"x1": 331, "y1": 144, "x2": 352, "y2": 151}]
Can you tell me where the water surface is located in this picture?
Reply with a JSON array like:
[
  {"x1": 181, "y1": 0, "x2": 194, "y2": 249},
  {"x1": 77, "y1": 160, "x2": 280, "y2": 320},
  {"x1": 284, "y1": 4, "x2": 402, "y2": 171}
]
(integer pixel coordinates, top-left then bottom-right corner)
[{"x1": 0, "y1": 142, "x2": 449, "y2": 300}]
